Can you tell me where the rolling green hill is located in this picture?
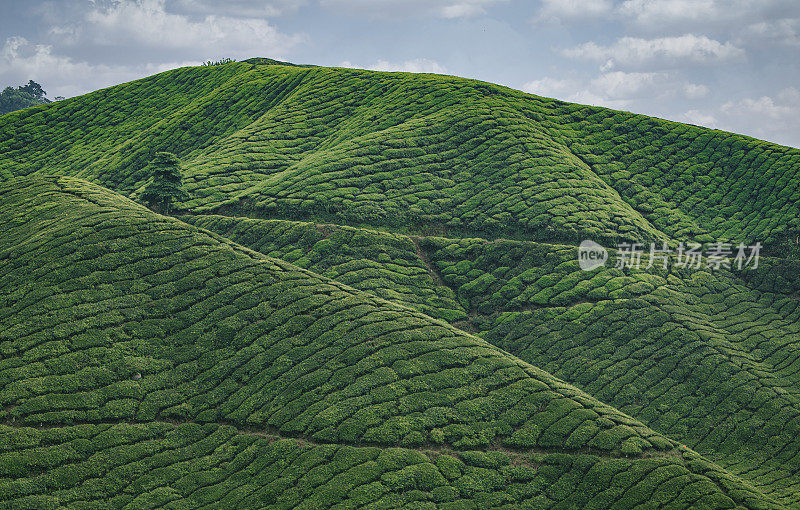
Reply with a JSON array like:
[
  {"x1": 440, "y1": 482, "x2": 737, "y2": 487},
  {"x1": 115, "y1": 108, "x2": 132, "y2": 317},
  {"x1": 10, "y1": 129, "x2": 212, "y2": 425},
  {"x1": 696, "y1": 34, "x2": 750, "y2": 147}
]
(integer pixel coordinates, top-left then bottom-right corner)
[
  {"x1": 181, "y1": 209, "x2": 800, "y2": 506},
  {"x1": 1, "y1": 175, "x2": 781, "y2": 508},
  {"x1": 1, "y1": 59, "x2": 800, "y2": 508},
  {"x1": 0, "y1": 59, "x2": 798, "y2": 253}
]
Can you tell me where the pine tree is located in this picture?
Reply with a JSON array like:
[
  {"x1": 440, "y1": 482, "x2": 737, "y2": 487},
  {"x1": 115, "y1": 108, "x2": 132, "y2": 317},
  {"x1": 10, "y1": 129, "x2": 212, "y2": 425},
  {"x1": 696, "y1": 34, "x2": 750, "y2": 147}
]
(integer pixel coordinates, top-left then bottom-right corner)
[{"x1": 139, "y1": 152, "x2": 189, "y2": 213}]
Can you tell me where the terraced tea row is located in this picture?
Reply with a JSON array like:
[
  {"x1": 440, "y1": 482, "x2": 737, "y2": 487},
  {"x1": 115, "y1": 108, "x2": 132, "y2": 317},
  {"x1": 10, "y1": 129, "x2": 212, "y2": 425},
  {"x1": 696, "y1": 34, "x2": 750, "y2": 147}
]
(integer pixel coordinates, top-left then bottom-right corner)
[
  {"x1": 180, "y1": 214, "x2": 466, "y2": 323},
  {"x1": 4, "y1": 176, "x2": 681, "y2": 452},
  {"x1": 1, "y1": 60, "x2": 797, "y2": 254},
  {"x1": 0, "y1": 421, "x2": 779, "y2": 509},
  {"x1": 421, "y1": 237, "x2": 800, "y2": 504},
  {"x1": 182, "y1": 212, "x2": 800, "y2": 505},
  {"x1": 0, "y1": 176, "x2": 782, "y2": 508}
]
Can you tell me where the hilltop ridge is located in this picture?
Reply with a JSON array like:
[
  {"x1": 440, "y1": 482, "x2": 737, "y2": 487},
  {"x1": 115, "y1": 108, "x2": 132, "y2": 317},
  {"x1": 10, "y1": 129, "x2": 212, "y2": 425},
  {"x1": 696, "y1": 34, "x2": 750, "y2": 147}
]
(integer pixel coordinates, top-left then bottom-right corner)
[{"x1": 0, "y1": 59, "x2": 798, "y2": 254}]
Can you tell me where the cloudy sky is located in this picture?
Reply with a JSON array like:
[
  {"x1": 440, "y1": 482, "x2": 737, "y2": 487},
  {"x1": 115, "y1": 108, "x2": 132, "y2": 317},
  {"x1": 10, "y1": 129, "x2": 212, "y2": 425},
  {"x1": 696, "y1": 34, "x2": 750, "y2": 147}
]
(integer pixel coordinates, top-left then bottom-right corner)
[{"x1": 2, "y1": 0, "x2": 798, "y2": 147}]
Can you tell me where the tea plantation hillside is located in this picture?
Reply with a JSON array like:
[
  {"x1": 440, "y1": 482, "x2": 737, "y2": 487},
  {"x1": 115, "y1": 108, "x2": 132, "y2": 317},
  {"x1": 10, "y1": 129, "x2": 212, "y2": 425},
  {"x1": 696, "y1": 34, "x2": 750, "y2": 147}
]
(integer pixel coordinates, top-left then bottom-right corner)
[
  {"x1": 422, "y1": 237, "x2": 800, "y2": 504},
  {"x1": 3, "y1": 60, "x2": 800, "y2": 508},
  {"x1": 0, "y1": 175, "x2": 784, "y2": 508},
  {"x1": 180, "y1": 210, "x2": 800, "y2": 505},
  {"x1": 0, "y1": 59, "x2": 799, "y2": 254},
  {"x1": 180, "y1": 214, "x2": 467, "y2": 323}
]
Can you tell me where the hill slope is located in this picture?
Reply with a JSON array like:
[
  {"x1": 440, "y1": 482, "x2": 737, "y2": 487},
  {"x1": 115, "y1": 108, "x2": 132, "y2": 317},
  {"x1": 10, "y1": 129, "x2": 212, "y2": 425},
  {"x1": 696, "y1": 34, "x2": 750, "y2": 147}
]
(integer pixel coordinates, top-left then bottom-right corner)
[
  {"x1": 182, "y1": 208, "x2": 800, "y2": 506},
  {"x1": 0, "y1": 175, "x2": 782, "y2": 508},
  {"x1": 0, "y1": 59, "x2": 798, "y2": 254},
  {"x1": 2, "y1": 60, "x2": 800, "y2": 507}
]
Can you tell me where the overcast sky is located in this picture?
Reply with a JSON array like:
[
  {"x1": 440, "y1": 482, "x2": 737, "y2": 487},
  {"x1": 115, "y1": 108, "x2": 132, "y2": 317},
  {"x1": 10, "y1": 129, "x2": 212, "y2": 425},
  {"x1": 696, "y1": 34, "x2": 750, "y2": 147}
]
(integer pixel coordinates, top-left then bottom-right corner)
[{"x1": 1, "y1": 0, "x2": 798, "y2": 148}]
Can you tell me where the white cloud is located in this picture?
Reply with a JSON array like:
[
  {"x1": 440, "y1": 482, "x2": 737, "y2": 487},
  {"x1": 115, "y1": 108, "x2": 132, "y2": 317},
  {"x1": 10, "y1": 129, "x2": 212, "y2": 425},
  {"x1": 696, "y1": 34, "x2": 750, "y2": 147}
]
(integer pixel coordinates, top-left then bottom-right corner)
[
  {"x1": 341, "y1": 58, "x2": 448, "y2": 74},
  {"x1": 320, "y1": 0, "x2": 505, "y2": 19},
  {"x1": 562, "y1": 34, "x2": 745, "y2": 70},
  {"x1": 722, "y1": 87, "x2": 800, "y2": 121},
  {"x1": 681, "y1": 83, "x2": 709, "y2": 99},
  {"x1": 741, "y1": 18, "x2": 800, "y2": 47},
  {"x1": 567, "y1": 90, "x2": 635, "y2": 110},
  {"x1": 0, "y1": 36, "x2": 197, "y2": 98},
  {"x1": 522, "y1": 71, "x2": 664, "y2": 109},
  {"x1": 533, "y1": 0, "x2": 614, "y2": 23},
  {"x1": 679, "y1": 88, "x2": 800, "y2": 147},
  {"x1": 589, "y1": 71, "x2": 662, "y2": 98},
  {"x1": 371, "y1": 59, "x2": 448, "y2": 73},
  {"x1": 522, "y1": 76, "x2": 576, "y2": 97},
  {"x1": 52, "y1": 0, "x2": 305, "y2": 57},
  {"x1": 173, "y1": 0, "x2": 305, "y2": 18},
  {"x1": 47, "y1": 25, "x2": 81, "y2": 45},
  {"x1": 532, "y1": 0, "x2": 799, "y2": 53},
  {"x1": 522, "y1": 71, "x2": 711, "y2": 111},
  {"x1": 678, "y1": 109, "x2": 719, "y2": 128},
  {"x1": 617, "y1": 0, "x2": 799, "y2": 31},
  {"x1": 441, "y1": 3, "x2": 487, "y2": 19},
  {"x1": 617, "y1": 0, "x2": 723, "y2": 27},
  {"x1": 523, "y1": 76, "x2": 630, "y2": 108}
]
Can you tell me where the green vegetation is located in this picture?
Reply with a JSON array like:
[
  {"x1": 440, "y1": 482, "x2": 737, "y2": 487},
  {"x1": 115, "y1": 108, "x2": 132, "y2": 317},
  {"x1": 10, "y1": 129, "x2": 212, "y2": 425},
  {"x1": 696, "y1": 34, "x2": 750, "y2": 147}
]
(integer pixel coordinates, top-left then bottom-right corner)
[
  {"x1": 202, "y1": 57, "x2": 236, "y2": 66},
  {"x1": 1, "y1": 59, "x2": 799, "y2": 507},
  {"x1": 0, "y1": 176, "x2": 783, "y2": 508},
  {"x1": 0, "y1": 177, "x2": 674, "y2": 454},
  {"x1": 0, "y1": 80, "x2": 52, "y2": 115},
  {"x1": 180, "y1": 213, "x2": 800, "y2": 505},
  {"x1": 0, "y1": 421, "x2": 774, "y2": 509},
  {"x1": 181, "y1": 215, "x2": 466, "y2": 322},
  {"x1": 0, "y1": 61, "x2": 797, "y2": 252},
  {"x1": 420, "y1": 237, "x2": 800, "y2": 505},
  {"x1": 138, "y1": 152, "x2": 189, "y2": 213}
]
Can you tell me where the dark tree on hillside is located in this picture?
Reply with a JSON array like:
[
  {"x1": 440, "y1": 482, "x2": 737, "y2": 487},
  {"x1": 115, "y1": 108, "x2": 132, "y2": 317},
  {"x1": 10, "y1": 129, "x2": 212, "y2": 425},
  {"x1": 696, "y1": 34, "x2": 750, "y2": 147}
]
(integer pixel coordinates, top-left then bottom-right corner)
[
  {"x1": 201, "y1": 57, "x2": 236, "y2": 66},
  {"x1": 18, "y1": 80, "x2": 46, "y2": 99},
  {"x1": 0, "y1": 80, "x2": 51, "y2": 115},
  {"x1": 139, "y1": 152, "x2": 189, "y2": 213}
]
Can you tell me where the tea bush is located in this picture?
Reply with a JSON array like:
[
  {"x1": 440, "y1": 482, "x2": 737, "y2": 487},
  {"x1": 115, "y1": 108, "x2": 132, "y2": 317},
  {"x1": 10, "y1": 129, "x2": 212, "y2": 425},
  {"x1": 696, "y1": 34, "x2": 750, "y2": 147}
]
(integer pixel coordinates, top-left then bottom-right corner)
[
  {"x1": 1, "y1": 57, "x2": 798, "y2": 508},
  {"x1": 1, "y1": 60, "x2": 797, "y2": 253},
  {"x1": 0, "y1": 176, "x2": 782, "y2": 508}
]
